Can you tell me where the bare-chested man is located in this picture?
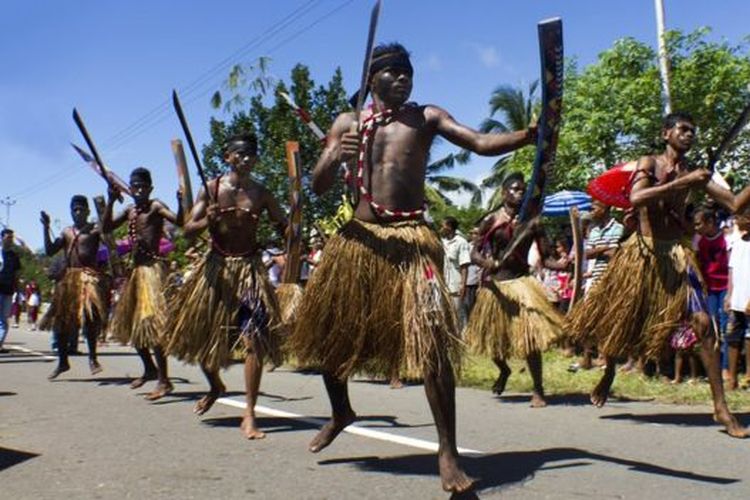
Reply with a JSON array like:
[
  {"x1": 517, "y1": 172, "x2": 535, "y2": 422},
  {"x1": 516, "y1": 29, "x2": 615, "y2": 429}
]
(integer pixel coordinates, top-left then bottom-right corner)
[
  {"x1": 167, "y1": 133, "x2": 286, "y2": 440},
  {"x1": 568, "y1": 112, "x2": 750, "y2": 438},
  {"x1": 288, "y1": 43, "x2": 536, "y2": 494},
  {"x1": 103, "y1": 167, "x2": 182, "y2": 400},
  {"x1": 42, "y1": 195, "x2": 107, "y2": 380},
  {"x1": 465, "y1": 172, "x2": 566, "y2": 407}
]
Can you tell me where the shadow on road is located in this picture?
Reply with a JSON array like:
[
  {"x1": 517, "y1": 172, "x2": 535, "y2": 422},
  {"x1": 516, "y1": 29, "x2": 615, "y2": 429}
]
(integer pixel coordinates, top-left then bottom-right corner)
[
  {"x1": 0, "y1": 358, "x2": 54, "y2": 364},
  {"x1": 148, "y1": 390, "x2": 245, "y2": 406},
  {"x1": 0, "y1": 447, "x2": 40, "y2": 472},
  {"x1": 202, "y1": 416, "x2": 319, "y2": 434},
  {"x1": 0, "y1": 391, "x2": 17, "y2": 397},
  {"x1": 601, "y1": 412, "x2": 750, "y2": 428},
  {"x1": 258, "y1": 391, "x2": 313, "y2": 403},
  {"x1": 318, "y1": 447, "x2": 738, "y2": 494},
  {"x1": 53, "y1": 376, "x2": 136, "y2": 386}
]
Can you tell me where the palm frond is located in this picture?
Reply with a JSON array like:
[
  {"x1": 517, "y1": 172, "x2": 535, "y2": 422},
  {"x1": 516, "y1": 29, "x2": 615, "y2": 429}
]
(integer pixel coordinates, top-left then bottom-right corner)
[{"x1": 426, "y1": 149, "x2": 472, "y2": 174}]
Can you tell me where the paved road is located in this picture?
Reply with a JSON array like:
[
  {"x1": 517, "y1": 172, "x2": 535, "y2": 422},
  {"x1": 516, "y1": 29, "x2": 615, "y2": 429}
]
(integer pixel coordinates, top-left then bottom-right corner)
[{"x1": 1, "y1": 325, "x2": 749, "y2": 499}]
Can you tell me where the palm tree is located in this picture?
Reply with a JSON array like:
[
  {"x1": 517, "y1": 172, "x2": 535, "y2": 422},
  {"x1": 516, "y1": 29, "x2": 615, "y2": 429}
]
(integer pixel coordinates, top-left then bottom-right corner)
[
  {"x1": 424, "y1": 147, "x2": 482, "y2": 208},
  {"x1": 479, "y1": 80, "x2": 539, "y2": 208}
]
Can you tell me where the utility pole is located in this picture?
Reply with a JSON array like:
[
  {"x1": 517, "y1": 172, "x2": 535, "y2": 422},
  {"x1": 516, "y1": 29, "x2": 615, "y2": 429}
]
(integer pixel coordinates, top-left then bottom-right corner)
[
  {"x1": 0, "y1": 196, "x2": 16, "y2": 227},
  {"x1": 654, "y1": 0, "x2": 672, "y2": 114}
]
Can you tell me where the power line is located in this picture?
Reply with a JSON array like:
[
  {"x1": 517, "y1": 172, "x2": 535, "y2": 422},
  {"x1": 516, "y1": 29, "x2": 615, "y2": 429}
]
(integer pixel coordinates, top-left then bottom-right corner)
[
  {"x1": 1, "y1": 197, "x2": 17, "y2": 226},
  {"x1": 10, "y1": 0, "x2": 355, "y2": 201}
]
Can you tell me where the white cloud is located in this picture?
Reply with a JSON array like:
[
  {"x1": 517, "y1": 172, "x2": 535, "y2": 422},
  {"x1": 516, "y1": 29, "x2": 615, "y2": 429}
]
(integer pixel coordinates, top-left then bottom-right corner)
[
  {"x1": 468, "y1": 43, "x2": 501, "y2": 69},
  {"x1": 425, "y1": 53, "x2": 443, "y2": 71}
]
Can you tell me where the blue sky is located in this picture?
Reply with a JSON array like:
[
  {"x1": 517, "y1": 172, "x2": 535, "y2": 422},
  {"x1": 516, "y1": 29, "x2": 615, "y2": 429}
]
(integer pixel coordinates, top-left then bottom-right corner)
[{"x1": 2, "y1": 0, "x2": 749, "y2": 249}]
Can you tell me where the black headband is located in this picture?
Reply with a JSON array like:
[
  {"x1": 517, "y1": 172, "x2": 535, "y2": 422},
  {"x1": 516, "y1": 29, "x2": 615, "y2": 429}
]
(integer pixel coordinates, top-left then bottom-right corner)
[{"x1": 349, "y1": 51, "x2": 413, "y2": 108}]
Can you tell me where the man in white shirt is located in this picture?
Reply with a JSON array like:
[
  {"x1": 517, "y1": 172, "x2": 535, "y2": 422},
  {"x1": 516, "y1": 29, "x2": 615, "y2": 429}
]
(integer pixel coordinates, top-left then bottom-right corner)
[
  {"x1": 725, "y1": 208, "x2": 750, "y2": 390},
  {"x1": 440, "y1": 217, "x2": 471, "y2": 330}
]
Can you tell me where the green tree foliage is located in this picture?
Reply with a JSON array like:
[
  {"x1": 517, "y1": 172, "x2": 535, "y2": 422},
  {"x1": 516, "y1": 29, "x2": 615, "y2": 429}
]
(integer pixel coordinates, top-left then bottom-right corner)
[
  {"x1": 558, "y1": 28, "x2": 750, "y2": 191},
  {"x1": 205, "y1": 61, "x2": 350, "y2": 244}
]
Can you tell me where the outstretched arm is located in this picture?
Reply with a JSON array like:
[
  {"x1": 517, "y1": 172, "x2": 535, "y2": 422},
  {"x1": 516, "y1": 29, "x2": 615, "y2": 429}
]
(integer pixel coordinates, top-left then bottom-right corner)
[
  {"x1": 705, "y1": 182, "x2": 750, "y2": 214},
  {"x1": 311, "y1": 112, "x2": 358, "y2": 195},
  {"x1": 264, "y1": 189, "x2": 289, "y2": 240},
  {"x1": 629, "y1": 156, "x2": 710, "y2": 208},
  {"x1": 183, "y1": 182, "x2": 216, "y2": 239},
  {"x1": 102, "y1": 186, "x2": 129, "y2": 233},
  {"x1": 40, "y1": 211, "x2": 64, "y2": 256},
  {"x1": 431, "y1": 106, "x2": 535, "y2": 156}
]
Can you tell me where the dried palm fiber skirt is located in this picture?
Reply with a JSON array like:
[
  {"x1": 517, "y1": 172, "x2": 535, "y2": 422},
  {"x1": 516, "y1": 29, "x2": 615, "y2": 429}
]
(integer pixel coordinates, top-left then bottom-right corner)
[
  {"x1": 110, "y1": 261, "x2": 167, "y2": 349},
  {"x1": 465, "y1": 275, "x2": 564, "y2": 359},
  {"x1": 166, "y1": 251, "x2": 283, "y2": 371},
  {"x1": 39, "y1": 267, "x2": 107, "y2": 334},
  {"x1": 288, "y1": 218, "x2": 462, "y2": 380},
  {"x1": 567, "y1": 234, "x2": 704, "y2": 359}
]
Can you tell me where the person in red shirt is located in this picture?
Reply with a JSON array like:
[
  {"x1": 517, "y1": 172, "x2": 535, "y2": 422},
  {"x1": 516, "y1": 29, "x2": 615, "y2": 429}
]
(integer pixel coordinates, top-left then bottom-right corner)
[{"x1": 694, "y1": 207, "x2": 730, "y2": 378}]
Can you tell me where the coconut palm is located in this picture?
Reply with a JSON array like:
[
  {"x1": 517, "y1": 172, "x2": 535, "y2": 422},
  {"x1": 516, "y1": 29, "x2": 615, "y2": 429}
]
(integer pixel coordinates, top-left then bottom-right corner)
[
  {"x1": 479, "y1": 80, "x2": 540, "y2": 208},
  {"x1": 424, "y1": 147, "x2": 482, "y2": 208}
]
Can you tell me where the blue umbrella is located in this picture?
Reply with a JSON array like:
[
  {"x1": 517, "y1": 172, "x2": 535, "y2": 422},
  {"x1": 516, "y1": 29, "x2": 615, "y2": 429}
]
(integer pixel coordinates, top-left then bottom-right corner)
[{"x1": 542, "y1": 190, "x2": 592, "y2": 217}]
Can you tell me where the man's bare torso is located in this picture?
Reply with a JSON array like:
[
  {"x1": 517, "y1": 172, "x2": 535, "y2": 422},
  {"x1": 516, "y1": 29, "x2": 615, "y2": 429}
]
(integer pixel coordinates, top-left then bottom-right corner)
[
  {"x1": 636, "y1": 154, "x2": 693, "y2": 240},
  {"x1": 210, "y1": 176, "x2": 266, "y2": 255},
  {"x1": 346, "y1": 105, "x2": 435, "y2": 221},
  {"x1": 63, "y1": 225, "x2": 101, "y2": 269}
]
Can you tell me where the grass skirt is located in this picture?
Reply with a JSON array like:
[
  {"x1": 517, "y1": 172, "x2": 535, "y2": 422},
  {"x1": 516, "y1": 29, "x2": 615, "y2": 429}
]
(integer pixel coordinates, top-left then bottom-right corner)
[
  {"x1": 288, "y1": 218, "x2": 462, "y2": 380},
  {"x1": 110, "y1": 262, "x2": 167, "y2": 349},
  {"x1": 166, "y1": 251, "x2": 283, "y2": 371},
  {"x1": 39, "y1": 268, "x2": 107, "y2": 334},
  {"x1": 465, "y1": 275, "x2": 564, "y2": 360},
  {"x1": 567, "y1": 234, "x2": 699, "y2": 359}
]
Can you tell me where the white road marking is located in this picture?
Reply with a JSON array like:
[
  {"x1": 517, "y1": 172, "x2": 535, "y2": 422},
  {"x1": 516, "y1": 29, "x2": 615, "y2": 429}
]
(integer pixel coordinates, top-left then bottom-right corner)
[
  {"x1": 5, "y1": 345, "x2": 57, "y2": 361},
  {"x1": 217, "y1": 397, "x2": 485, "y2": 455}
]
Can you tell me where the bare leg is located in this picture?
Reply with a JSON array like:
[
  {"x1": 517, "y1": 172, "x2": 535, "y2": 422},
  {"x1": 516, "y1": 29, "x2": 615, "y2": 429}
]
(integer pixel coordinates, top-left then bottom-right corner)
[
  {"x1": 744, "y1": 339, "x2": 750, "y2": 386},
  {"x1": 591, "y1": 356, "x2": 616, "y2": 407},
  {"x1": 424, "y1": 358, "x2": 475, "y2": 493},
  {"x1": 491, "y1": 356, "x2": 511, "y2": 395},
  {"x1": 692, "y1": 312, "x2": 748, "y2": 438},
  {"x1": 131, "y1": 347, "x2": 158, "y2": 389},
  {"x1": 672, "y1": 351, "x2": 684, "y2": 384},
  {"x1": 688, "y1": 353, "x2": 699, "y2": 381},
  {"x1": 241, "y1": 338, "x2": 266, "y2": 439},
  {"x1": 193, "y1": 365, "x2": 225, "y2": 415},
  {"x1": 526, "y1": 350, "x2": 546, "y2": 407},
  {"x1": 48, "y1": 330, "x2": 71, "y2": 380},
  {"x1": 726, "y1": 343, "x2": 740, "y2": 390},
  {"x1": 389, "y1": 365, "x2": 404, "y2": 389},
  {"x1": 144, "y1": 346, "x2": 173, "y2": 401},
  {"x1": 84, "y1": 323, "x2": 102, "y2": 375},
  {"x1": 308, "y1": 373, "x2": 356, "y2": 453}
]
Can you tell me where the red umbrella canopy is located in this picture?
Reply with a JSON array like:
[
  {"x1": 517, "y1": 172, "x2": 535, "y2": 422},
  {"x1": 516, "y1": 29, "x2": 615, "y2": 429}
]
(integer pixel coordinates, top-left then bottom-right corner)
[{"x1": 587, "y1": 161, "x2": 638, "y2": 209}]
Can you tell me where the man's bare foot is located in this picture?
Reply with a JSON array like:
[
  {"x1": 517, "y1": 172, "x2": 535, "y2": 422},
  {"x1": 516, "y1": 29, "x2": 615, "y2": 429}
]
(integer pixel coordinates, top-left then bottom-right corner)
[
  {"x1": 725, "y1": 380, "x2": 739, "y2": 391},
  {"x1": 530, "y1": 392, "x2": 547, "y2": 408},
  {"x1": 439, "y1": 450, "x2": 476, "y2": 493},
  {"x1": 130, "y1": 372, "x2": 157, "y2": 389},
  {"x1": 144, "y1": 381, "x2": 174, "y2": 401},
  {"x1": 89, "y1": 360, "x2": 103, "y2": 375},
  {"x1": 309, "y1": 411, "x2": 356, "y2": 453},
  {"x1": 240, "y1": 415, "x2": 266, "y2": 440},
  {"x1": 48, "y1": 364, "x2": 70, "y2": 380},
  {"x1": 492, "y1": 366, "x2": 511, "y2": 395},
  {"x1": 714, "y1": 409, "x2": 750, "y2": 438},
  {"x1": 193, "y1": 384, "x2": 225, "y2": 415},
  {"x1": 390, "y1": 377, "x2": 404, "y2": 389},
  {"x1": 591, "y1": 369, "x2": 615, "y2": 408},
  {"x1": 670, "y1": 377, "x2": 683, "y2": 385}
]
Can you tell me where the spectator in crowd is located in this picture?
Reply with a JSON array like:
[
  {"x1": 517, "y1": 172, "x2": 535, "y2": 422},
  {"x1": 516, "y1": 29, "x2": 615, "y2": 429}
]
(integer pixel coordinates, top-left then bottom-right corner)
[
  {"x1": 26, "y1": 280, "x2": 41, "y2": 330},
  {"x1": 724, "y1": 207, "x2": 750, "y2": 390},
  {"x1": 0, "y1": 228, "x2": 22, "y2": 353},
  {"x1": 693, "y1": 207, "x2": 730, "y2": 378},
  {"x1": 463, "y1": 227, "x2": 482, "y2": 317},
  {"x1": 440, "y1": 216, "x2": 471, "y2": 330}
]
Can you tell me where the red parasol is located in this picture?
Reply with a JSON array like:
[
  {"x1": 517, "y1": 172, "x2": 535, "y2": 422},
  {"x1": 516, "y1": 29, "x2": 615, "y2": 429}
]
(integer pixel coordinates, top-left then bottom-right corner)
[{"x1": 587, "y1": 161, "x2": 637, "y2": 209}]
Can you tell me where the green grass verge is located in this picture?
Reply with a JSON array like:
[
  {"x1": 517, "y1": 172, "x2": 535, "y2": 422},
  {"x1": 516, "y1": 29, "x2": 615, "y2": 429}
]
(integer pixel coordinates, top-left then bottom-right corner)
[{"x1": 459, "y1": 351, "x2": 750, "y2": 411}]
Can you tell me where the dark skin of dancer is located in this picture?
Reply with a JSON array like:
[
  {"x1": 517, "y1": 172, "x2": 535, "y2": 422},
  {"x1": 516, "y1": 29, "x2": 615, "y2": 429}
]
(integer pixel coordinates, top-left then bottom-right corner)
[
  {"x1": 311, "y1": 63, "x2": 535, "y2": 493},
  {"x1": 470, "y1": 178, "x2": 566, "y2": 408},
  {"x1": 103, "y1": 172, "x2": 183, "y2": 400},
  {"x1": 42, "y1": 199, "x2": 104, "y2": 379},
  {"x1": 593, "y1": 117, "x2": 750, "y2": 438},
  {"x1": 184, "y1": 141, "x2": 286, "y2": 440}
]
